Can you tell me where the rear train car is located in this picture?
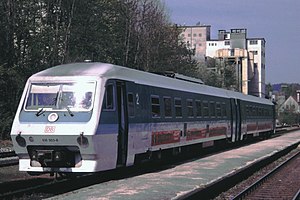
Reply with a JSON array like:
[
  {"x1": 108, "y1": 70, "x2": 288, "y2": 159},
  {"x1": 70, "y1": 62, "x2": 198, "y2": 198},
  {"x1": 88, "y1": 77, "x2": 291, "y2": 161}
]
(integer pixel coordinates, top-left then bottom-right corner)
[{"x1": 10, "y1": 62, "x2": 275, "y2": 174}]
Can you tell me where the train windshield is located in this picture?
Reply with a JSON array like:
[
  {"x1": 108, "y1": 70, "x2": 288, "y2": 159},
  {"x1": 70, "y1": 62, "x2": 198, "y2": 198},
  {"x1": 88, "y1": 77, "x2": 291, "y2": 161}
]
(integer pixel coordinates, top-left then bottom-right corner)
[{"x1": 24, "y1": 82, "x2": 96, "y2": 112}]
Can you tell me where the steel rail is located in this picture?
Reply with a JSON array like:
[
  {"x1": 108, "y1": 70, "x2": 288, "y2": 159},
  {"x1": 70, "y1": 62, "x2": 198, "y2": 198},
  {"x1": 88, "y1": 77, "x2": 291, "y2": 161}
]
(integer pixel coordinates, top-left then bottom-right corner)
[
  {"x1": 232, "y1": 150, "x2": 300, "y2": 200},
  {"x1": 0, "y1": 151, "x2": 16, "y2": 158},
  {"x1": 292, "y1": 188, "x2": 300, "y2": 200}
]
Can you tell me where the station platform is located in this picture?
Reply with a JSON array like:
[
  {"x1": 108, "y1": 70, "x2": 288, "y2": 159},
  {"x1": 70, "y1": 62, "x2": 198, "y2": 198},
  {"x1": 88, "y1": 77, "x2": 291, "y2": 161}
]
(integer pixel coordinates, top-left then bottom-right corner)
[{"x1": 50, "y1": 130, "x2": 300, "y2": 200}]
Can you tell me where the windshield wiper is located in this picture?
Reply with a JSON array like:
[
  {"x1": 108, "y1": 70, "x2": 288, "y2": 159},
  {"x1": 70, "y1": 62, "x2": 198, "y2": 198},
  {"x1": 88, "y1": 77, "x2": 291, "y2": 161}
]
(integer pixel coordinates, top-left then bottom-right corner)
[
  {"x1": 36, "y1": 108, "x2": 45, "y2": 117},
  {"x1": 52, "y1": 91, "x2": 60, "y2": 107},
  {"x1": 65, "y1": 106, "x2": 74, "y2": 117}
]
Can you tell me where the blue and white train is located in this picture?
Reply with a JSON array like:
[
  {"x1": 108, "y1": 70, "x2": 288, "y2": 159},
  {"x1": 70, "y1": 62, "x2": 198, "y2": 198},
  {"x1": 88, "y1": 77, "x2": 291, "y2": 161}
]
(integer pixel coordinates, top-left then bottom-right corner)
[{"x1": 10, "y1": 62, "x2": 275, "y2": 174}]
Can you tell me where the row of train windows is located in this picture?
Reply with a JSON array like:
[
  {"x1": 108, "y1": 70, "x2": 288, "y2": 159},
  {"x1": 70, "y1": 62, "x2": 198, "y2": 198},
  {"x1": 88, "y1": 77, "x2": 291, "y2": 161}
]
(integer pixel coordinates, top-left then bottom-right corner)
[
  {"x1": 150, "y1": 96, "x2": 227, "y2": 119},
  {"x1": 102, "y1": 85, "x2": 272, "y2": 119},
  {"x1": 245, "y1": 105, "x2": 272, "y2": 117},
  {"x1": 103, "y1": 88, "x2": 228, "y2": 119}
]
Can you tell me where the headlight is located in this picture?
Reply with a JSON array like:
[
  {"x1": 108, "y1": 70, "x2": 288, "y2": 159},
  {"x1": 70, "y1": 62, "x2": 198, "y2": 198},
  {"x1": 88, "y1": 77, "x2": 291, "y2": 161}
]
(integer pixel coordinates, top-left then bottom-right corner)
[
  {"x1": 16, "y1": 133, "x2": 26, "y2": 147},
  {"x1": 77, "y1": 132, "x2": 89, "y2": 148}
]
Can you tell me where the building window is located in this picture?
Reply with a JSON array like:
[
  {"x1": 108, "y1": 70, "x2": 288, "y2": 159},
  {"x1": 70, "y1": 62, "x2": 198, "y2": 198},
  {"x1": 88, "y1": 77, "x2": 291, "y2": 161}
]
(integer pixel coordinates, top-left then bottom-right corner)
[
  {"x1": 193, "y1": 33, "x2": 197, "y2": 37},
  {"x1": 199, "y1": 33, "x2": 202, "y2": 37},
  {"x1": 164, "y1": 97, "x2": 172, "y2": 117},
  {"x1": 186, "y1": 41, "x2": 191, "y2": 48},
  {"x1": 175, "y1": 98, "x2": 182, "y2": 117},
  {"x1": 225, "y1": 41, "x2": 230, "y2": 46},
  {"x1": 151, "y1": 96, "x2": 160, "y2": 118},
  {"x1": 230, "y1": 49, "x2": 235, "y2": 56},
  {"x1": 250, "y1": 40, "x2": 258, "y2": 45}
]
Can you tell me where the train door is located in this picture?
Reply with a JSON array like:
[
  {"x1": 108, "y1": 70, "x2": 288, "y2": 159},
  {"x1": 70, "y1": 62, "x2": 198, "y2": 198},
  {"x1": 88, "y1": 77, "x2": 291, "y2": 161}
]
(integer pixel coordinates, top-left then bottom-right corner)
[
  {"x1": 230, "y1": 98, "x2": 241, "y2": 142},
  {"x1": 230, "y1": 99, "x2": 236, "y2": 142},
  {"x1": 272, "y1": 104, "x2": 276, "y2": 134},
  {"x1": 116, "y1": 81, "x2": 128, "y2": 167},
  {"x1": 236, "y1": 99, "x2": 242, "y2": 141}
]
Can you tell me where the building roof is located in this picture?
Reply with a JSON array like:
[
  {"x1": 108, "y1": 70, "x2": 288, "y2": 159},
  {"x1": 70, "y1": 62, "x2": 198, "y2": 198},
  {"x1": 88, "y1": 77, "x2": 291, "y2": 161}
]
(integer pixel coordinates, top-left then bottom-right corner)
[
  {"x1": 179, "y1": 25, "x2": 211, "y2": 28},
  {"x1": 247, "y1": 38, "x2": 266, "y2": 42},
  {"x1": 278, "y1": 96, "x2": 300, "y2": 112}
]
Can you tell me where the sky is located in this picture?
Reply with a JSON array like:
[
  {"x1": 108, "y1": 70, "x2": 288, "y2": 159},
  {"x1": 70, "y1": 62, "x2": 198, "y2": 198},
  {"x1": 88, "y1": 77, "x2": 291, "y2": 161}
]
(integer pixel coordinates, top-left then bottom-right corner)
[{"x1": 164, "y1": 0, "x2": 300, "y2": 84}]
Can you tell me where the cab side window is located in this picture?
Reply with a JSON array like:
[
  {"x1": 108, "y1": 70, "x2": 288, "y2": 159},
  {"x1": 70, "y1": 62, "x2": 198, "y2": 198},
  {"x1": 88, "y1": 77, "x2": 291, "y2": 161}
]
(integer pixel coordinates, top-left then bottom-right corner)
[{"x1": 103, "y1": 84, "x2": 115, "y2": 110}]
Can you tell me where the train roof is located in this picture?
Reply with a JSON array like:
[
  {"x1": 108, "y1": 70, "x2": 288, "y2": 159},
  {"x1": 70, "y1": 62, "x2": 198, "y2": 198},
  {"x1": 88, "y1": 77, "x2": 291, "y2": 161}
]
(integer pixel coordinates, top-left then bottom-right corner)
[{"x1": 31, "y1": 62, "x2": 273, "y2": 105}]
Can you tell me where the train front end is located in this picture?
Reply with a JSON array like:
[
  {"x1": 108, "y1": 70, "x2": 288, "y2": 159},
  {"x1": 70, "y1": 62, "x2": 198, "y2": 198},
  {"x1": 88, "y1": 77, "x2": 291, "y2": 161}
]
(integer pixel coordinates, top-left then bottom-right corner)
[{"x1": 10, "y1": 72, "x2": 108, "y2": 174}]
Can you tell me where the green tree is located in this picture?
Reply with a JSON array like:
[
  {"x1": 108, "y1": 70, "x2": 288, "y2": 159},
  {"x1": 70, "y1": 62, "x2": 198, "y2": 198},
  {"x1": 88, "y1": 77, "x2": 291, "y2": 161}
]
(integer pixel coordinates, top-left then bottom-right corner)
[
  {"x1": 195, "y1": 58, "x2": 236, "y2": 89},
  {"x1": 223, "y1": 63, "x2": 237, "y2": 90},
  {"x1": 0, "y1": 0, "x2": 200, "y2": 139},
  {"x1": 278, "y1": 111, "x2": 299, "y2": 126}
]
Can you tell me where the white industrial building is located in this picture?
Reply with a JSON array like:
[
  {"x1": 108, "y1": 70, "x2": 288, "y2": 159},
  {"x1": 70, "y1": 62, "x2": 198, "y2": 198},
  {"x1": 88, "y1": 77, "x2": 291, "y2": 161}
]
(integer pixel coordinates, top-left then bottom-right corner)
[{"x1": 180, "y1": 26, "x2": 266, "y2": 98}]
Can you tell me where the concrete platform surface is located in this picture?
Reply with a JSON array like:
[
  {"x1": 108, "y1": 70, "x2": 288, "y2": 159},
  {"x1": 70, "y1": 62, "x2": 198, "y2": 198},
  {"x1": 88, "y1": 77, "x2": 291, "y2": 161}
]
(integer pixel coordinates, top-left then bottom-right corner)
[{"x1": 49, "y1": 130, "x2": 300, "y2": 200}]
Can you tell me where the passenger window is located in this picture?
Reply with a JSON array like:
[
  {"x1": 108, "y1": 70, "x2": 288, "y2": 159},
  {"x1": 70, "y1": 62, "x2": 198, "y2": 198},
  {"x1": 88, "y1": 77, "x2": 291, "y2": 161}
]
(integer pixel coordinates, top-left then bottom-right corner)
[
  {"x1": 253, "y1": 107, "x2": 257, "y2": 116},
  {"x1": 175, "y1": 98, "x2": 182, "y2": 117},
  {"x1": 104, "y1": 84, "x2": 114, "y2": 110},
  {"x1": 151, "y1": 96, "x2": 160, "y2": 118},
  {"x1": 164, "y1": 97, "x2": 172, "y2": 117},
  {"x1": 258, "y1": 107, "x2": 262, "y2": 116},
  {"x1": 221, "y1": 103, "x2": 227, "y2": 118},
  {"x1": 196, "y1": 100, "x2": 202, "y2": 117},
  {"x1": 127, "y1": 93, "x2": 134, "y2": 117},
  {"x1": 203, "y1": 101, "x2": 209, "y2": 117},
  {"x1": 266, "y1": 108, "x2": 270, "y2": 116},
  {"x1": 210, "y1": 102, "x2": 216, "y2": 117},
  {"x1": 187, "y1": 99, "x2": 194, "y2": 117},
  {"x1": 249, "y1": 106, "x2": 254, "y2": 116},
  {"x1": 246, "y1": 105, "x2": 250, "y2": 116},
  {"x1": 216, "y1": 102, "x2": 221, "y2": 117},
  {"x1": 251, "y1": 106, "x2": 254, "y2": 116}
]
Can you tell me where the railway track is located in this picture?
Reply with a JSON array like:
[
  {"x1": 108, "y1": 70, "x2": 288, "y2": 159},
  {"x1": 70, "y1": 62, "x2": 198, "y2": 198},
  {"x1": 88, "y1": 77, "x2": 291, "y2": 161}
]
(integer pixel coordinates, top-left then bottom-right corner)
[
  {"x1": 0, "y1": 177, "x2": 55, "y2": 199},
  {"x1": 232, "y1": 150, "x2": 300, "y2": 200},
  {"x1": 0, "y1": 151, "x2": 16, "y2": 158},
  {"x1": 0, "y1": 150, "x2": 18, "y2": 167}
]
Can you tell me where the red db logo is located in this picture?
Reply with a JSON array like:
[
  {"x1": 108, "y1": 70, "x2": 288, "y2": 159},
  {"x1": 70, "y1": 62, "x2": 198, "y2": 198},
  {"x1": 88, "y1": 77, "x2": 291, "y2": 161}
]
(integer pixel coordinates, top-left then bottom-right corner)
[{"x1": 44, "y1": 126, "x2": 56, "y2": 133}]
